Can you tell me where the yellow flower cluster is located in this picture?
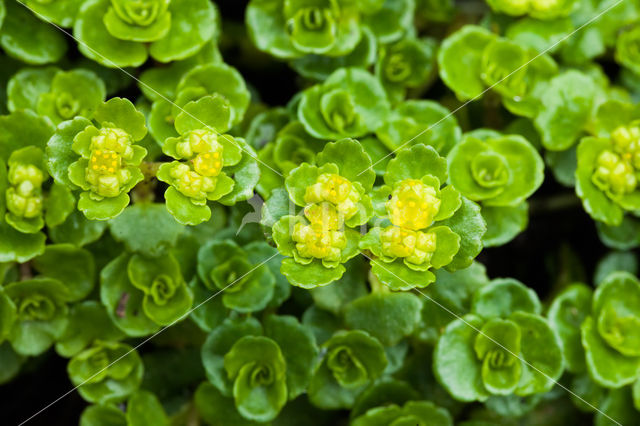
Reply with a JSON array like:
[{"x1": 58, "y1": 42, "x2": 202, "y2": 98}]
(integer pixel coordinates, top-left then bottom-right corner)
[
  {"x1": 291, "y1": 173, "x2": 360, "y2": 262},
  {"x1": 6, "y1": 163, "x2": 45, "y2": 219},
  {"x1": 381, "y1": 179, "x2": 441, "y2": 265},
  {"x1": 593, "y1": 125, "x2": 640, "y2": 195},
  {"x1": 86, "y1": 127, "x2": 135, "y2": 198}
]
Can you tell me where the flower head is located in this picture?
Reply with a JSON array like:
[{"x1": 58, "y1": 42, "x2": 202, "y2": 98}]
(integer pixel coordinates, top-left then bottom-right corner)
[
  {"x1": 292, "y1": 222, "x2": 346, "y2": 262},
  {"x1": 6, "y1": 164, "x2": 45, "y2": 219},
  {"x1": 380, "y1": 226, "x2": 437, "y2": 266},
  {"x1": 304, "y1": 173, "x2": 360, "y2": 219},
  {"x1": 168, "y1": 163, "x2": 217, "y2": 202},
  {"x1": 386, "y1": 179, "x2": 441, "y2": 230},
  {"x1": 592, "y1": 150, "x2": 637, "y2": 195}
]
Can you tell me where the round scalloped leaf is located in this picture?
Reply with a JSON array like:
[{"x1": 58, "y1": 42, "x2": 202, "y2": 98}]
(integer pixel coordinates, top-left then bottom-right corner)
[
  {"x1": 201, "y1": 316, "x2": 263, "y2": 396},
  {"x1": 126, "y1": 390, "x2": 169, "y2": 426},
  {"x1": 370, "y1": 258, "x2": 436, "y2": 291},
  {"x1": 48, "y1": 210, "x2": 108, "y2": 247},
  {"x1": 534, "y1": 71, "x2": 599, "y2": 151},
  {"x1": 100, "y1": 254, "x2": 160, "y2": 337},
  {"x1": 581, "y1": 316, "x2": 640, "y2": 388},
  {"x1": 0, "y1": 221, "x2": 46, "y2": 262},
  {"x1": 438, "y1": 25, "x2": 496, "y2": 101},
  {"x1": 0, "y1": 0, "x2": 67, "y2": 64},
  {"x1": 316, "y1": 138, "x2": 375, "y2": 191},
  {"x1": 375, "y1": 100, "x2": 461, "y2": 155},
  {"x1": 0, "y1": 110, "x2": 55, "y2": 162},
  {"x1": 281, "y1": 258, "x2": 346, "y2": 289},
  {"x1": 264, "y1": 314, "x2": 318, "y2": 400},
  {"x1": 7, "y1": 66, "x2": 58, "y2": 112},
  {"x1": 547, "y1": 284, "x2": 592, "y2": 374},
  {"x1": 174, "y1": 94, "x2": 232, "y2": 135},
  {"x1": 94, "y1": 97, "x2": 147, "y2": 141},
  {"x1": 74, "y1": 0, "x2": 148, "y2": 68},
  {"x1": 78, "y1": 192, "x2": 130, "y2": 221},
  {"x1": 188, "y1": 277, "x2": 227, "y2": 332},
  {"x1": 434, "y1": 314, "x2": 490, "y2": 402},
  {"x1": 55, "y1": 301, "x2": 124, "y2": 358},
  {"x1": 163, "y1": 187, "x2": 211, "y2": 226},
  {"x1": 472, "y1": 278, "x2": 541, "y2": 319},
  {"x1": 5, "y1": 278, "x2": 69, "y2": 356},
  {"x1": 44, "y1": 182, "x2": 76, "y2": 228},
  {"x1": 481, "y1": 202, "x2": 528, "y2": 247},
  {"x1": 21, "y1": 0, "x2": 83, "y2": 28},
  {"x1": 109, "y1": 203, "x2": 184, "y2": 257},
  {"x1": 362, "y1": 0, "x2": 414, "y2": 44},
  {"x1": 46, "y1": 117, "x2": 92, "y2": 188},
  {"x1": 384, "y1": 144, "x2": 447, "y2": 186},
  {"x1": 194, "y1": 381, "x2": 258, "y2": 426},
  {"x1": 509, "y1": 312, "x2": 564, "y2": 396},
  {"x1": 440, "y1": 197, "x2": 486, "y2": 271},
  {"x1": 595, "y1": 252, "x2": 639, "y2": 286},
  {"x1": 218, "y1": 143, "x2": 260, "y2": 206},
  {"x1": 344, "y1": 292, "x2": 422, "y2": 346},
  {"x1": 149, "y1": 0, "x2": 218, "y2": 63},
  {"x1": 32, "y1": 244, "x2": 95, "y2": 302},
  {"x1": 596, "y1": 216, "x2": 640, "y2": 250},
  {"x1": 79, "y1": 404, "x2": 127, "y2": 426}
]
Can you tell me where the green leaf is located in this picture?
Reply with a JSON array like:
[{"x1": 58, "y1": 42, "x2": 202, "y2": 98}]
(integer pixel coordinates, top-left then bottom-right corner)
[
  {"x1": 55, "y1": 301, "x2": 125, "y2": 358},
  {"x1": 316, "y1": 138, "x2": 375, "y2": 191},
  {"x1": 475, "y1": 318, "x2": 522, "y2": 395},
  {"x1": 547, "y1": 284, "x2": 592, "y2": 373},
  {"x1": 0, "y1": 221, "x2": 46, "y2": 263},
  {"x1": 174, "y1": 94, "x2": 233, "y2": 135},
  {"x1": 100, "y1": 254, "x2": 160, "y2": 337},
  {"x1": 481, "y1": 203, "x2": 529, "y2": 247},
  {"x1": 46, "y1": 117, "x2": 92, "y2": 189},
  {"x1": 79, "y1": 404, "x2": 127, "y2": 426},
  {"x1": 94, "y1": 97, "x2": 147, "y2": 141},
  {"x1": 0, "y1": 110, "x2": 54, "y2": 162},
  {"x1": 149, "y1": 0, "x2": 218, "y2": 63},
  {"x1": 126, "y1": 390, "x2": 169, "y2": 426},
  {"x1": 264, "y1": 314, "x2": 318, "y2": 399},
  {"x1": 595, "y1": 251, "x2": 638, "y2": 285},
  {"x1": 345, "y1": 292, "x2": 422, "y2": 346},
  {"x1": 472, "y1": 278, "x2": 541, "y2": 319},
  {"x1": 201, "y1": 317, "x2": 263, "y2": 396},
  {"x1": 438, "y1": 25, "x2": 496, "y2": 100},
  {"x1": 109, "y1": 203, "x2": 184, "y2": 257},
  {"x1": 434, "y1": 314, "x2": 489, "y2": 402},
  {"x1": 362, "y1": 0, "x2": 414, "y2": 43},
  {"x1": 49, "y1": 210, "x2": 108, "y2": 247},
  {"x1": 5, "y1": 278, "x2": 69, "y2": 356},
  {"x1": 0, "y1": 0, "x2": 67, "y2": 64},
  {"x1": 32, "y1": 244, "x2": 95, "y2": 302},
  {"x1": 7, "y1": 66, "x2": 58, "y2": 112},
  {"x1": 385, "y1": 144, "x2": 447, "y2": 186},
  {"x1": 509, "y1": 312, "x2": 564, "y2": 395},
  {"x1": 74, "y1": 0, "x2": 148, "y2": 68},
  {"x1": 281, "y1": 258, "x2": 346, "y2": 289},
  {"x1": 440, "y1": 198, "x2": 486, "y2": 271},
  {"x1": 44, "y1": 182, "x2": 75, "y2": 228},
  {"x1": 195, "y1": 381, "x2": 260, "y2": 426}
]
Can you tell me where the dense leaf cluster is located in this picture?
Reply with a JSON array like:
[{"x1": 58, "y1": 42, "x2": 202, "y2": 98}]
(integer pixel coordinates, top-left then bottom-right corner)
[{"x1": 1, "y1": 0, "x2": 640, "y2": 425}]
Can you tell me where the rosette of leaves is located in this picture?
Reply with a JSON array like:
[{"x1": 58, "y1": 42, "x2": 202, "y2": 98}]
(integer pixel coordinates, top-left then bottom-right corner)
[
  {"x1": 68, "y1": 340, "x2": 143, "y2": 404},
  {"x1": 351, "y1": 400, "x2": 453, "y2": 426},
  {"x1": 308, "y1": 330, "x2": 387, "y2": 409},
  {"x1": 361, "y1": 144, "x2": 485, "y2": 291},
  {"x1": 156, "y1": 96, "x2": 259, "y2": 225},
  {"x1": 4, "y1": 278, "x2": 70, "y2": 356},
  {"x1": 246, "y1": 0, "x2": 362, "y2": 59},
  {"x1": 79, "y1": 390, "x2": 169, "y2": 426},
  {"x1": 298, "y1": 67, "x2": 391, "y2": 140},
  {"x1": 434, "y1": 279, "x2": 564, "y2": 402},
  {"x1": 256, "y1": 120, "x2": 324, "y2": 197},
  {"x1": 576, "y1": 120, "x2": 640, "y2": 226},
  {"x1": 201, "y1": 315, "x2": 318, "y2": 422},
  {"x1": 272, "y1": 138, "x2": 375, "y2": 288},
  {"x1": 18, "y1": 0, "x2": 83, "y2": 27},
  {"x1": 616, "y1": 25, "x2": 640, "y2": 75},
  {"x1": 74, "y1": 0, "x2": 218, "y2": 67},
  {"x1": 374, "y1": 100, "x2": 461, "y2": 155},
  {"x1": 375, "y1": 36, "x2": 437, "y2": 104},
  {"x1": 447, "y1": 133, "x2": 544, "y2": 247},
  {"x1": 438, "y1": 26, "x2": 558, "y2": 118},
  {"x1": 149, "y1": 62, "x2": 251, "y2": 144},
  {"x1": 7, "y1": 67, "x2": 106, "y2": 125},
  {"x1": 101, "y1": 252, "x2": 192, "y2": 335},
  {"x1": 47, "y1": 97, "x2": 148, "y2": 220},
  {"x1": 486, "y1": 0, "x2": 578, "y2": 20},
  {"x1": 197, "y1": 239, "x2": 279, "y2": 313},
  {"x1": 581, "y1": 272, "x2": 640, "y2": 388}
]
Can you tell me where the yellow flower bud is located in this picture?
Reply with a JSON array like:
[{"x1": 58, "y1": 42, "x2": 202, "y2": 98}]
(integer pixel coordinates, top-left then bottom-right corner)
[
  {"x1": 304, "y1": 202, "x2": 343, "y2": 229},
  {"x1": 6, "y1": 164, "x2": 45, "y2": 219},
  {"x1": 85, "y1": 127, "x2": 137, "y2": 198},
  {"x1": 386, "y1": 179, "x2": 441, "y2": 230},
  {"x1": 292, "y1": 222, "x2": 347, "y2": 262},
  {"x1": 304, "y1": 173, "x2": 360, "y2": 220},
  {"x1": 169, "y1": 163, "x2": 217, "y2": 200},
  {"x1": 593, "y1": 149, "x2": 637, "y2": 195},
  {"x1": 380, "y1": 225, "x2": 437, "y2": 266},
  {"x1": 176, "y1": 129, "x2": 221, "y2": 159}
]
